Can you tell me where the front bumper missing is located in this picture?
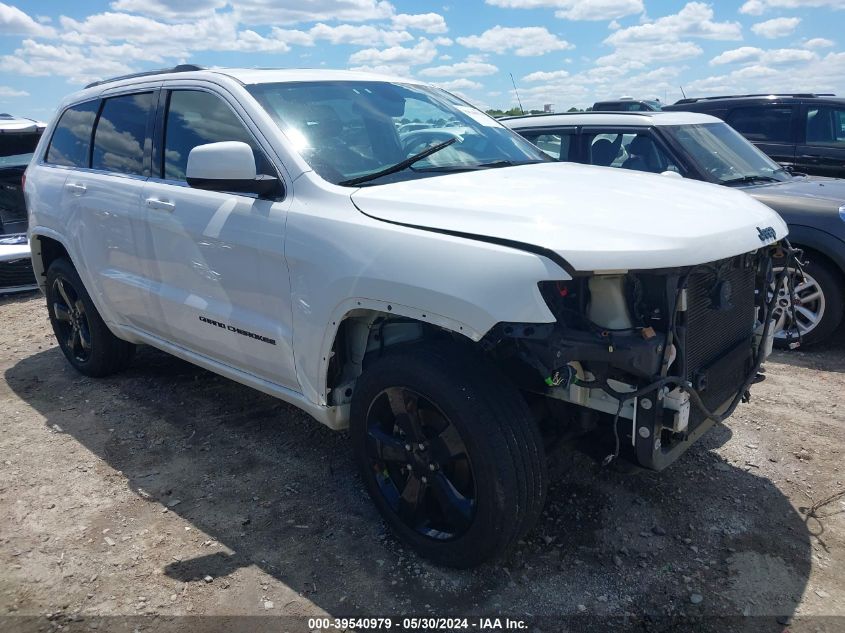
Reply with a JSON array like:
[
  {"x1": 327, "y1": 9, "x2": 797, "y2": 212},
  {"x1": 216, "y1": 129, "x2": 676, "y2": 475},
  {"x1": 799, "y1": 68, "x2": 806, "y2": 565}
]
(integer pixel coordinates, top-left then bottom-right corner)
[{"x1": 493, "y1": 311, "x2": 776, "y2": 472}]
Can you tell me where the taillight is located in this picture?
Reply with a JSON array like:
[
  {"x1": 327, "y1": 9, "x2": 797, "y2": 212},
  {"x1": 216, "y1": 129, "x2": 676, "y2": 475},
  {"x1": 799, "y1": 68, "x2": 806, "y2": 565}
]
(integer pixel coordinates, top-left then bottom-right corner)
[{"x1": 21, "y1": 169, "x2": 27, "y2": 191}]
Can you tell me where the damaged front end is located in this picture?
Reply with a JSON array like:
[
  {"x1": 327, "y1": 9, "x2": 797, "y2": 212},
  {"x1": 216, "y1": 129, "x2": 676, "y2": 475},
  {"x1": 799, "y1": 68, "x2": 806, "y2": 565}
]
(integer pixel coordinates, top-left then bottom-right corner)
[{"x1": 485, "y1": 242, "x2": 800, "y2": 471}]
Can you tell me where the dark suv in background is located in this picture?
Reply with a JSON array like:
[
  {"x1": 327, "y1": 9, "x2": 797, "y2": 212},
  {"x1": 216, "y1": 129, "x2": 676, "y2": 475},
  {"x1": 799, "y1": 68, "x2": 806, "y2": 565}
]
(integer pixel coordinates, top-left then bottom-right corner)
[
  {"x1": 663, "y1": 94, "x2": 845, "y2": 178},
  {"x1": 593, "y1": 98, "x2": 663, "y2": 112}
]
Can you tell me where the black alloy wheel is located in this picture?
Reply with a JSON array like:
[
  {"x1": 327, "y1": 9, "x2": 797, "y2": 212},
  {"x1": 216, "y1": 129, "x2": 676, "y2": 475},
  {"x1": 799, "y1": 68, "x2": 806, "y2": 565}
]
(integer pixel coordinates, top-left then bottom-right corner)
[
  {"x1": 365, "y1": 386, "x2": 475, "y2": 540},
  {"x1": 350, "y1": 344, "x2": 547, "y2": 568},
  {"x1": 51, "y1": 275, "x2": 93, "y2": 363},
  {"x1": 45, "y1": 258, "x2": 135, "y2": 377}
]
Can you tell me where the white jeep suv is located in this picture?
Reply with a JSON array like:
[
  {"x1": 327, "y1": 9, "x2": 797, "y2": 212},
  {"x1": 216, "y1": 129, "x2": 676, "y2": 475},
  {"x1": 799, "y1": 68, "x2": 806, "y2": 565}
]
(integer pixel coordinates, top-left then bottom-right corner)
[{"x1": 25, "y1": 66, "x2": 791, "y2": 567}]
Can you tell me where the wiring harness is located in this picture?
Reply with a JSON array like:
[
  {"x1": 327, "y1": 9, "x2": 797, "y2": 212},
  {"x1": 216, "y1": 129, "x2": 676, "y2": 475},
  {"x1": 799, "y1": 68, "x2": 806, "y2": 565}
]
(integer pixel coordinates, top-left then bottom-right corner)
[{"x1": 570, "y1": 241, "x2": 804, "y2": 465}]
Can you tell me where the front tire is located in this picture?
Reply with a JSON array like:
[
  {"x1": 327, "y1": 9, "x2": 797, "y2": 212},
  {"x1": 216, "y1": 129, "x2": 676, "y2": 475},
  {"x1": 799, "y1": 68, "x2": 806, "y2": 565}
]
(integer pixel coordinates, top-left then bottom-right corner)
[
  {"x1": 773, "y1": 255, "x2": 844, "y2": 348},
  {"x1": 45, "y1": 258, "x2": 135, "y2": 377},
  {"x1": 350, "y1": 344, "x2": 547, "y2": 568}
]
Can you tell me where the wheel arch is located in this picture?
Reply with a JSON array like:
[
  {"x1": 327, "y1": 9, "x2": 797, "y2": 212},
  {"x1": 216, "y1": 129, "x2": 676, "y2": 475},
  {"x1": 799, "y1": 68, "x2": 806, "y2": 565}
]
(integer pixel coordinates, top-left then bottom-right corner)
[
  {"x1": 786, "y1": 225, "x2": 845, "y2": 279},
  {"x1": 317, "y1": 298, "x2": 487, "y2": 422},
  {"x1": 29, "y1": 231, "x2": 74, "y2": 293}
]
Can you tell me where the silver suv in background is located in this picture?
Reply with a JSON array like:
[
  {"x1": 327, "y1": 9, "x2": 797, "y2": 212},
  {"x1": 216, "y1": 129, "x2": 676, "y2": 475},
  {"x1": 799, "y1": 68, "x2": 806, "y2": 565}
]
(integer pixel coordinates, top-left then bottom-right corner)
[
  {"x1": 1, "y1": 113, "x2": 44, "y2": 293},
  {"x1": 505, "y1": 111, "x2": 845, "y2": 347}
]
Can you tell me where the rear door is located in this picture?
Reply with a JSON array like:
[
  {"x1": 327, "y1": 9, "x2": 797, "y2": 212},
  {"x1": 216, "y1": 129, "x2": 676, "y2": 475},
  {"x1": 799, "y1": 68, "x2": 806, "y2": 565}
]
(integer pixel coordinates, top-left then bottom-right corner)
[
  {"x1": 797, "y1": 103, "x2": 845, "y2": 178},
  {"x1": 138, "y1": 86, "x2": 297, "y2": 389},
  {"x1": 68, "y1": 89, "x2": 157, "y2": 327},
  {"x1": 725, "y1": 105, "x2": 798, "y2": 168}
]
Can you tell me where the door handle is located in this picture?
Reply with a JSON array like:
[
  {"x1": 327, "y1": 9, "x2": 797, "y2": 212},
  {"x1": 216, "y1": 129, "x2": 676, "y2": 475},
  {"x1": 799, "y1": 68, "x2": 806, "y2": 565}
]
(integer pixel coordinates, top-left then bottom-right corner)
[
  {"x1": 145, "y1": 198, "x2": 175, "y2": 212},
  {"x1": 65, "y1": 182, "x2": 87, "y2": 195}
]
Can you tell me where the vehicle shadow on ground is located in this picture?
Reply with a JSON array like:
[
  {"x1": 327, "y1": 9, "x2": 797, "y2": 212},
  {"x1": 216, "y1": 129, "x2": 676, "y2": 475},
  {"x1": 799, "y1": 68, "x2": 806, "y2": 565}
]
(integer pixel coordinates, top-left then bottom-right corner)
[
  {"x1": 0, "y1": 289, "x2": 39, "y2": 305},
  {"x1": 770, "y1": 326, "x2": 845, "y2": 373},
  {"x1": 6, "y1": 345, "x2": 813, "y2": 631}
]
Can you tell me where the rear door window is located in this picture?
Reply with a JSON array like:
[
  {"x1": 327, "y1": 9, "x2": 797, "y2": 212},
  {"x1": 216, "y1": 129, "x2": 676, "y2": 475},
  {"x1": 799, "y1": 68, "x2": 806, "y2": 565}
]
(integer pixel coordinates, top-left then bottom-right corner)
[
  {"x1": 45, "y1": 100, "x2": 100, "y2": 168},
  {"x1": 585, "y1": 131, "x2": 683, "y2": 174},
  {"x1": 726, "y1": 106, "x2": 794, "y2": 143},
  {"x1": 518, "y1": 130, "x2": 574, "y2": 161},
  {"x1": 805, "y1": 106, "x2": 845, "y2": 146},
  {"x1": 91, "y1": 92, "x2": 155, "y2": 176}
]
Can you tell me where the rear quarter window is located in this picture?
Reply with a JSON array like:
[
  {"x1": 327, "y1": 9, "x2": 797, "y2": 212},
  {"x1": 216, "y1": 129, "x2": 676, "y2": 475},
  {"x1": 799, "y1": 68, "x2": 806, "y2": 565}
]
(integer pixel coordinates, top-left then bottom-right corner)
[
  {"x1": 45, "y1": 99, "x2": 101, "y2": 168},
  {"x1": 726, "y1": 106, "x2": 794, "y2": 143}
]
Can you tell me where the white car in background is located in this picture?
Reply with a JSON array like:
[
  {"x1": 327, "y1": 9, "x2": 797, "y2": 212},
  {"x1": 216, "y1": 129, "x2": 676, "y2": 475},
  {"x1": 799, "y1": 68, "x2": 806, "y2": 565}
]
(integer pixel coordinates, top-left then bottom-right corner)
[
  {"x1": 1, "y1": 113, "x2": 44, "y2": 294},
  {"x1": 25, "y1": 66, "x2": 792, "y2": 567}
]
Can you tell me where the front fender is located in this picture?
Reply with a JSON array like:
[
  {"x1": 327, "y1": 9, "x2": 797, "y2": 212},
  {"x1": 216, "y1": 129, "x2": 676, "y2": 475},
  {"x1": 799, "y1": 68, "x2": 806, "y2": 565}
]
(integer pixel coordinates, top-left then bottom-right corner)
[
  {"x1": 285, "y1": 192, "x2": 567, "y2": 408},
  {"x1": 786, "y1": 224, "x2": 845, "y2": 276}
]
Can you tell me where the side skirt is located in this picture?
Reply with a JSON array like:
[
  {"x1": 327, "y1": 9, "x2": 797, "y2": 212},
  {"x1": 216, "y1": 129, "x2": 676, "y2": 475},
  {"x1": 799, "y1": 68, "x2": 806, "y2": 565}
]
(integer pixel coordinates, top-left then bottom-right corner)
[{"x1": 118, "y1": 325, "x2": 349, "y2": 430}]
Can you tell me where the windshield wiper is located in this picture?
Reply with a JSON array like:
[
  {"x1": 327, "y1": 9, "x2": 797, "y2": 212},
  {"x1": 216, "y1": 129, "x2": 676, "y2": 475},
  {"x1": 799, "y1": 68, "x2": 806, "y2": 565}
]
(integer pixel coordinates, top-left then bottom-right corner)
[
  {"x1": 338, "y1": 137, "x2": 458, "y2": 187},
  {"x1": 721, "y1": 175, "x2": 781, "y2": 186},
  {"x1": 414, "y1": 159, "x2": 547, "y2": 173}
]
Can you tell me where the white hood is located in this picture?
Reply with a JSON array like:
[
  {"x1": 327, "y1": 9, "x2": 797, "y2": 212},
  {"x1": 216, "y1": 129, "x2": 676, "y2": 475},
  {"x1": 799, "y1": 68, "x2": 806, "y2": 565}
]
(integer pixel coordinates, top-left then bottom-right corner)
[{"x1": 350, "y1": 162, "x2": 788, "y2": 273}]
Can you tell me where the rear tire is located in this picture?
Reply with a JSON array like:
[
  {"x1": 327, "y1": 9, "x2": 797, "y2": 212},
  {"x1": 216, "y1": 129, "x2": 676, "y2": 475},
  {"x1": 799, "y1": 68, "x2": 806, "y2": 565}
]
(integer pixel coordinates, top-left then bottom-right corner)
[
  {"x1": 350, "y1": 343, "x2": 547, "y2": 568},
  {"x1": 45, "y1": 258, "x2": 135, "y2": 377}
]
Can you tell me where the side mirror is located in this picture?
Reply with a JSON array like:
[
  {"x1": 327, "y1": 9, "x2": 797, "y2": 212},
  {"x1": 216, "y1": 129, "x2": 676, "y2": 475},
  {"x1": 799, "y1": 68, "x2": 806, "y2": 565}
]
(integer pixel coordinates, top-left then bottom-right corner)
[
  {"x1": 660, "y1": 170, "x2": 683, "y2": 179},
  {"x1": 186, "y1": 141, "x2": 281, "y2": 197}
]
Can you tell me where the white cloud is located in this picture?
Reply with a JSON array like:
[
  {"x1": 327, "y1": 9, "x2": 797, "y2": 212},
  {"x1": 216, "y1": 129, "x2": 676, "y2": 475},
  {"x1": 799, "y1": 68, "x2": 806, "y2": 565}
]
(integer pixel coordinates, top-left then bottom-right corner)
[
  {"x1": 0, "y1": 85, "x2": 28, "y2": 97},
  {"x1": 597, "y1": 41, "x2": 703, "y2": 66},
  {"x1": 457, "y1": 26, "x2": 573, "y2": 56},
  {"x1": 605, "y1": 3, "x2": 742, "y2": 46},
  {"x1": 517, "y1": 63, "x2": 685, "y2": 110},
  {"x1": 709, "y1": 46, "x2": 763, "y2": 65},
  {"x1": 418, "y1": 60, "x2": 499, "y2": 78},
  {"x1": 0, "y1": 38, "x2": 134, "y2": 84},
  {"x1": 0, "y1": 2, "x2": 56, "y2": 37},
  {"x1": 803, "y1": 37, "x2": 835, "y2": 49},
  {"x1": 348, "y1": 38, "x2": 437, "y2": 68},
  {"x1": 109, "y1": 0, "x2": 226, "y2": 19},
  {"x1": 230, "y1": 0, "x2": 395, "y2": 25},
  {"x1": 435, "y1": 78, "x2": 483, "y2": 91},
  {"x1": 751, "y1": 17, "x2": 800, "y2": 39},
  {"x1": 111, "y1": 0, "x2": 396, "y2": 25},
  {"x1": 688, "y1": 51, "x2": 845, "y2": 97},
  {"x1": 523, "y1": 69, "x2": 570, "y2": 82},
  {"x1": 710, "y1": 46, "x2": 816, "y2": 66},
  {"x1": 391, "y1": 13, "x2": 447, "y2": 34},
  {"x1": 740, "y1": 0, "x2": 845, "y2": 15},
  {"x1": 484, "y1": 0, "x2": 644, "y2": 21},
  {"x1": 308, "y1": 23, "x2": 412, "y2": 46}
]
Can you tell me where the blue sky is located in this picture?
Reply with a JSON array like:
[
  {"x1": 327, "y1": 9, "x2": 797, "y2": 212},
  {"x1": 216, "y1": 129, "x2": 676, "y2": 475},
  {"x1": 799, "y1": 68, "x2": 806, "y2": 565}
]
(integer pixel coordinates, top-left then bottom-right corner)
[{"x1": 1, "y1": 0, "x2": 843, "y2": 119}]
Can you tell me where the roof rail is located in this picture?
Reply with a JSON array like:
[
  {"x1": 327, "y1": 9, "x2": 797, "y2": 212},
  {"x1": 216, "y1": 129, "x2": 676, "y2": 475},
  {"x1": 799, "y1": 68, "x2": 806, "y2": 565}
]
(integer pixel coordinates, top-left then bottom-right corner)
[
  {"x1": 500, "y1": 111, "x2": 660, "y2": 121},
  {"x1": 84, "y1": 64, "x2": 205, "y2": 89},
  {"x1": 674, "y1": 92, "x2": 836, "y2": 104}
]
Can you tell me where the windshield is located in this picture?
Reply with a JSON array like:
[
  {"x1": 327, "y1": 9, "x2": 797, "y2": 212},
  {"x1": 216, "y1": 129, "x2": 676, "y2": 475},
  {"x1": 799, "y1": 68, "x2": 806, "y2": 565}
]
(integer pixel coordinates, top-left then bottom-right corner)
[
  {"x1": 663, "y1": 122, "x2": 790, "y2": 185},
  {"x1": 0, "y1": 132, "x2": 41, "y2": 168},
  {"x1": 247, "y1": 81, "x2": 548, "y2": 186}
]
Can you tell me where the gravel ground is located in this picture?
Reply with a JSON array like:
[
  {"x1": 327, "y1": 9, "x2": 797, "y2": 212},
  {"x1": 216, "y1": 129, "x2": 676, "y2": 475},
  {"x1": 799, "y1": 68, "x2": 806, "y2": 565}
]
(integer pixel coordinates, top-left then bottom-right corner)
[{"x1": 1, "y1": 291, "x2": 844, "y2": 632}]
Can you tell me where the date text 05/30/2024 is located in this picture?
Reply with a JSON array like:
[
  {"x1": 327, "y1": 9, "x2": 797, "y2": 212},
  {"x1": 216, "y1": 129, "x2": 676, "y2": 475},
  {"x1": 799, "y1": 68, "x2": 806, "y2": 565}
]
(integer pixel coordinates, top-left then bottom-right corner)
[{"x1": 307, "y1": 618, "x2": 528, "y2": 630}]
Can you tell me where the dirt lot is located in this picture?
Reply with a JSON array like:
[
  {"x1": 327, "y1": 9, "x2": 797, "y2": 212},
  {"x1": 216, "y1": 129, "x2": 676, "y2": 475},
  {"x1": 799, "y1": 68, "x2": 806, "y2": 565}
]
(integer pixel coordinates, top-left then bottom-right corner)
[{"x1": 1, "y1": 291, "x2": 844, "y2": 632}]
